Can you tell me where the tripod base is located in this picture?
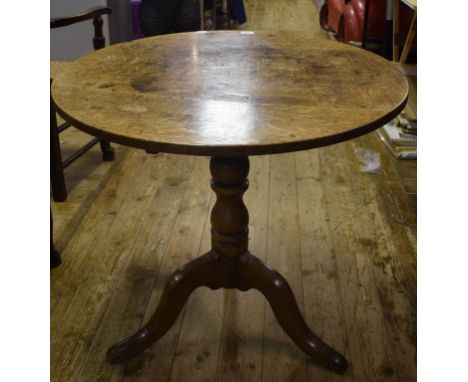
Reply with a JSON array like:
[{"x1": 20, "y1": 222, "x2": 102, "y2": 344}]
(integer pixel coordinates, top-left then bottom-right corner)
[
  {"x1": 107, "y1": 251, "x2": 347, "y2": 373},
  {"x1": 107, "y1": 156, "x2": 348, "y2": 374}
]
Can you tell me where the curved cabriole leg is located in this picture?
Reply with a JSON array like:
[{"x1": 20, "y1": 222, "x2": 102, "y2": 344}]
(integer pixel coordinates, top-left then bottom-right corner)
[
  {"x1": 107, "y1": 251, "x2": 223, "y2": 364},
  {"x1": 239, "y1": 252, "x2": 349, "y2": 374}
]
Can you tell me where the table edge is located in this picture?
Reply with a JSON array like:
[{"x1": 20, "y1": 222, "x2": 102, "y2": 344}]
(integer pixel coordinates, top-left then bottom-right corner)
[{"x1": 53, "y1": 92, "x2": 408, "y2": 157}]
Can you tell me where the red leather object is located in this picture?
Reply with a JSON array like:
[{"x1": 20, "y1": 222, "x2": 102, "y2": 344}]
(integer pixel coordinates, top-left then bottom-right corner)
[
  {"x1": 327, "y1": 0, "x2": 345, "y2": 33},
  {"x1": 343, "y1": 0, "x2": 413, "y2": 44},
  {"x1": 342, "y1": 0, "x2": 366, "y2": 43}
]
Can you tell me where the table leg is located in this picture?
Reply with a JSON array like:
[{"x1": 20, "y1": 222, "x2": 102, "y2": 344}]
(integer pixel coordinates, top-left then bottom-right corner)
[
  {"x1": 107, "y1": 156, "x2": 348, "y2": 374},
  {"x1": 107, "y1": 250, "x2": 224, "y2": 364}
]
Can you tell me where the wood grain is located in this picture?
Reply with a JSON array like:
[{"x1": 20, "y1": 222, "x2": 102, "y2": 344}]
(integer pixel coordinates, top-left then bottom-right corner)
[
  {"x1": 124, "y1": 157, "x2": 214, "y2": 381},
  {"x1": 51, "y1": 1, "x2": 416, "y2": 380},
  {"x1": 51, "y1": 151, "x2": 169, "y2": 382},
  {"x1": 296, "y1": 149, "x2": 347, "y2": 382},
  {"x1": 72, "y1": 154, "x2": 195, "y2": 381},
  {"x1": 52, "y1": 31, "x2": 407, "y2": 156},
  {"x1": 262, "y1": 153, "x2": 308, "y2": 381}
]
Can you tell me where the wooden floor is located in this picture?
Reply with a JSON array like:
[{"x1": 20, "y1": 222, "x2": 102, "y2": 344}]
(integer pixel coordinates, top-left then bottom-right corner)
[{"x1": 51, "y1": 1, "x2": 417, "y2": 381}]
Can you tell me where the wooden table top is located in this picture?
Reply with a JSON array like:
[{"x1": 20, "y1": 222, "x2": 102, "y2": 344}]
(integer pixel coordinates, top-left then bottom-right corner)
[{"x1": 52, "y1": 31, "x2": 408, "y2": 156}]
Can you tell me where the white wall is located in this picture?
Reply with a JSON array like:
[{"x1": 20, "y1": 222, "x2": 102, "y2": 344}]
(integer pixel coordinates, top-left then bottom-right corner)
[{"x1": 50, "y1": 0, "x2": 110, "y2": 60}]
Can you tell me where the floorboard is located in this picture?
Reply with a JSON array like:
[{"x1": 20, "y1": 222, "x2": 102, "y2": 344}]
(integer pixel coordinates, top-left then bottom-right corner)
[{"x1": 51, "y1": 1, "x2": 417, "y2": 381}]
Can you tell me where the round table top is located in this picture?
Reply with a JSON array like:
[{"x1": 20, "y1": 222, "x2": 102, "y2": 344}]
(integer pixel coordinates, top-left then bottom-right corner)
[{"x1": 52, "y1": 31, "x2": 408, "y2": 156}]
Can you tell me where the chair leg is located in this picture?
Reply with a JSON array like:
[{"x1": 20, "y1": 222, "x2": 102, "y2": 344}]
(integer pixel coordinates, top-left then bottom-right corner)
[
  {"x1": 100, "y1": 139, "x2": 115, "y2": 161},
  {"x1": 50, "y1": 209, "x2": 62, "y2": 268},
  {"x1": 50, "y1": 99, "x2": 67, "y2": 202}
]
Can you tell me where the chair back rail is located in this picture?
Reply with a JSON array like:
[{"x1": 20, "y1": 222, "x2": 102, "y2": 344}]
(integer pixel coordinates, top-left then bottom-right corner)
[{"x1": 50, "y1": 6, "x2": 111, "y2": 28}]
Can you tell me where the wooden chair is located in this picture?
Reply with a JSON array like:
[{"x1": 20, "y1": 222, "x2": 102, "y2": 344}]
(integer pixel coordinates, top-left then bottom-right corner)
[
  {"x1": 50, "y1": 6, "x2": 115, "y2": 202},
  {"x1": 51, "y1": 208, "x2": 61, "y2": 268}
]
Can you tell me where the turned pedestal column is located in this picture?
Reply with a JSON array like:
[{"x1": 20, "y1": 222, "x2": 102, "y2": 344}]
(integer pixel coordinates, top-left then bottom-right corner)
[{"x1": 107, "y1": 157, "x2": 348, "y2": 374}]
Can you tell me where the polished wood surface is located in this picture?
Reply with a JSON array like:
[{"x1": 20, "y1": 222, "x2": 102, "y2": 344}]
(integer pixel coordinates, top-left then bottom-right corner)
[
  {"x1": 51, "y1": 27, "x2": 409, "y2": 374},
  {"x1": 52, "y1": 31, "x2": 408, "y2": 156},
  {"x1": 51, "y1": 1, "x2": 416, "y2": 380},
  {"x1": 77, "y1": 27, "x2": 413, "y2": 373}
]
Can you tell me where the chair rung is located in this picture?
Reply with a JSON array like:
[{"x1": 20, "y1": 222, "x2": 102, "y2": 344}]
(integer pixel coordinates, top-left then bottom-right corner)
[
  {"x1": 62, "y1": 138, "x2": 99, "y2": 168},
  {"x1": 57, "y1": 121, "x2": 72, "y2": 133}
]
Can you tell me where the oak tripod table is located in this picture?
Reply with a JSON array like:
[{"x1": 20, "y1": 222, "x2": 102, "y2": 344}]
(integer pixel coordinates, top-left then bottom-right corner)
[{"x1": 52, "y1": 31, "x2": 408, "y2": 374}]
